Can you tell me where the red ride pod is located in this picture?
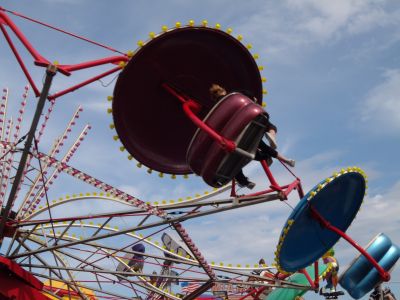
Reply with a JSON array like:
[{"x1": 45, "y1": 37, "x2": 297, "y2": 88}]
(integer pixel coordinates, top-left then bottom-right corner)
[
  {"x1": 112, "y1": 26, "x2": 263, "y2": 174},
  {"x1": 187, "y1": 93, "x2": 268, "y2": 187}
]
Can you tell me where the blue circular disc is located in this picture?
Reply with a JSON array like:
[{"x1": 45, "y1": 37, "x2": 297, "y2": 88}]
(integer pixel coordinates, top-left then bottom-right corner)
[{"x1": 277, "y1": 170, "x2": 366, "y2": 272}]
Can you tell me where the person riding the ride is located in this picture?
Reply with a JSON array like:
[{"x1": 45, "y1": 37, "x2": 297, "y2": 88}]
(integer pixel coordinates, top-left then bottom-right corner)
[
  {"x1": 322, "y1": 248, "x2": 339, "y2": 293},
  {"x1": 209, "y1": 84, "x2": 295, "y2": 189}
]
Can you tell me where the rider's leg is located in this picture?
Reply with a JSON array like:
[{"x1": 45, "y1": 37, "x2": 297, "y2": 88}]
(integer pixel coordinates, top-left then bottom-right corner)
[{"x1": 235, "y1": 170, "x2": 255, "y2": 189}]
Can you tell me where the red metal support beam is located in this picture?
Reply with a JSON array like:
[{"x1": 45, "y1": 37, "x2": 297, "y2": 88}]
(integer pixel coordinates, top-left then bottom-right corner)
[
  {"x1": 48, "y1": 66, "x2": 122, "y2": 100},
  {"x1": 297, "y1": 181, "x2": 305, "y2": 199},
  {"x1": 183, "y1": 100, "x2": 236, "y2": 153},
  {"x1": 260, "y1": 160, "x2": 282, "y2": 192},
  {"x1": 314, "y1": 260, "x2": 320, "y2": 289},
  {"x1": 282, "y1": 178, "x2": 301, "y2": 198},
  {"x1": 0, "y1": 8, "x2": 49, "y2": 67},
  {"x1": 162, "y1": 82, "x2": 193, "y2": 104},
  {"x1": 163, "y1": 83, "x2": 237, "y2": 153},
  {"x1": 0, "y1": 6, "x2": 125, "y2": 55},
  {"x1": 309, "y1": 205, "x2": 390, "y2": 282},
  {"x1": 0, "y1": 22, "x2": 41, "y2": 96},
  {"x1": 298, "y1": 268, "x2": 316, "y2": 289},
  {"x1": 0, "y1": 7, "x2": 128, "y2": 101},
  {"x1": 59, "y1": 55, "x2": 128, "y2": 72}
]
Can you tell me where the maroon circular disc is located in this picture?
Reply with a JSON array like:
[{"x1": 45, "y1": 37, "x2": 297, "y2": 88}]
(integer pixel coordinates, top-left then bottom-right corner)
[{"x1": 113, "y1": 26, "x2": 263, "y2": 174}]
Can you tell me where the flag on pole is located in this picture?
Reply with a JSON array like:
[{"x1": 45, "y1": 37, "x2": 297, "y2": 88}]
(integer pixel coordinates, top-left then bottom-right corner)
[{"x1": 181, "y1": 282, "x2": 201, "y2": 293}]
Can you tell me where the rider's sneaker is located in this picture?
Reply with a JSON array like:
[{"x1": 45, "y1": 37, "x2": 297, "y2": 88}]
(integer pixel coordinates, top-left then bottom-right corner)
[
  {"x1": 237, "y1": 178, "x2": 256, "y2": 190},
  {"x1": 320, "y1": 287, "x2": 332, "y2": 294},
  {"x1": 286, "y1": 159, "x2": 295, "y2": 168},
  {"x1": 246, "y1": 181, "x2": 256, "y2": 189}
]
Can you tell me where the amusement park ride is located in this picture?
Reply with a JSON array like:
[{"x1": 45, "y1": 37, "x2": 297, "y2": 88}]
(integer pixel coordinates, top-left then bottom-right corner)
[{"x1": 0, "y1": 6, "x2": 399, "y2": 300}]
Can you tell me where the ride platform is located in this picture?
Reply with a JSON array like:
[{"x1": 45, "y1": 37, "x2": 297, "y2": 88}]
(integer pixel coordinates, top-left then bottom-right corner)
[{"x1": 319, "y1": 289, "x2": 345, "y2": 299}]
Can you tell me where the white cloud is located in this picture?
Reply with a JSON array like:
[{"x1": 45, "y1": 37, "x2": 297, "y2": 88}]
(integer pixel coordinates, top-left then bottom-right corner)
[
  {"x1": 347, "y1": 6, "x2": 396, "y2": 34},
  {"x1": 183, "y1": 202, "x2": 286, "y2": 264},
  {"x1": 345, "y1": 180, "x2": 400, "y2": 244},
  {"x1": 286, "y1": 0, "x2": 399, "y2": 39},
  {"x1": 237, "y1": 0, "x2": 400, "y2": 62},
  {"x1": 117, "y1": 184, "x2": 141, "y2": 198},
  {"x1": 38, "y1": 0, "x2": 80, "y2": 4},
  {"x1": 360, "y1": 69, "x2": 400, "y2": 135},
  {"x1": 84, "y1": 100, "x2": 109, "y2": 113},
  {"x1": 288, "y1": 0, "x2": 360, "y2": 39}
]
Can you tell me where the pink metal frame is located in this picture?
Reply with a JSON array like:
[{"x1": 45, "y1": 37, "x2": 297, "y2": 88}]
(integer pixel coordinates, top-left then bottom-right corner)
[
  {"x1": 164, "y1": 76, "x2": 390, "y2": 298},
  {"x1": 163, "y1": 83, "x2": 317, "y2": 297},
  {"x1": 162, "y1": 84, "x2": 305, "y2": 201},
  {"x1": 0, "y1": 6, "x2": 390, "y2": 299},
  {"x1": 0, "y1": 7, "x2": 128, "y2": 100}
]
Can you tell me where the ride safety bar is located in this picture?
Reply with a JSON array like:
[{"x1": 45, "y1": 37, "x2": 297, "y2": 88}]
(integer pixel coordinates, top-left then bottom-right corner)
[{"x1": 162, "y1": 83, "x2": 255, "y2": 160}]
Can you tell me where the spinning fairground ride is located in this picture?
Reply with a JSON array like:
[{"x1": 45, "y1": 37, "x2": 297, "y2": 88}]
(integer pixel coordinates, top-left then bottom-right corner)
[{"x1": 0, "y1": 6, "x2": 399, "y2": 300}]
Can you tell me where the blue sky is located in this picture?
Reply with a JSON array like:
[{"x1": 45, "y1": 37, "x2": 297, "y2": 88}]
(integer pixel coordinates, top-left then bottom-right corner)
[{"x1": 0, "y1": 0, "x2": 399, "y2": 299}]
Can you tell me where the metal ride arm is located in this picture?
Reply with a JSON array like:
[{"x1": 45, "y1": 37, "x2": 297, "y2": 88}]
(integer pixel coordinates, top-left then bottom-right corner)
[
  {"x1": 309, "y1": 205, "x2": 391, "y2": 282},
  {"x1": 298, "y1": 268, "x2": 317, "y2": 289},
  {"x1": 162, "y1": 83, "x2": 255, "y2": 159},
  {"x1": 231, "y1": 159, "x2": 303, "y2": 200},
  {"x1": 314, "y1": 260, "x2": 320, "y2": 289},
  {"x1": 0, "y1": 65, "x2": 57, "y2": 247},
  {"x1": 0, "y1": 6, "x2": 128, "y2": 99},
  {"x1": 260, "y1": 160, "x2": 283, "y2": 192},
  {"x1": 183, "y1": 100, "x2": 236, "y2": 153}
]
